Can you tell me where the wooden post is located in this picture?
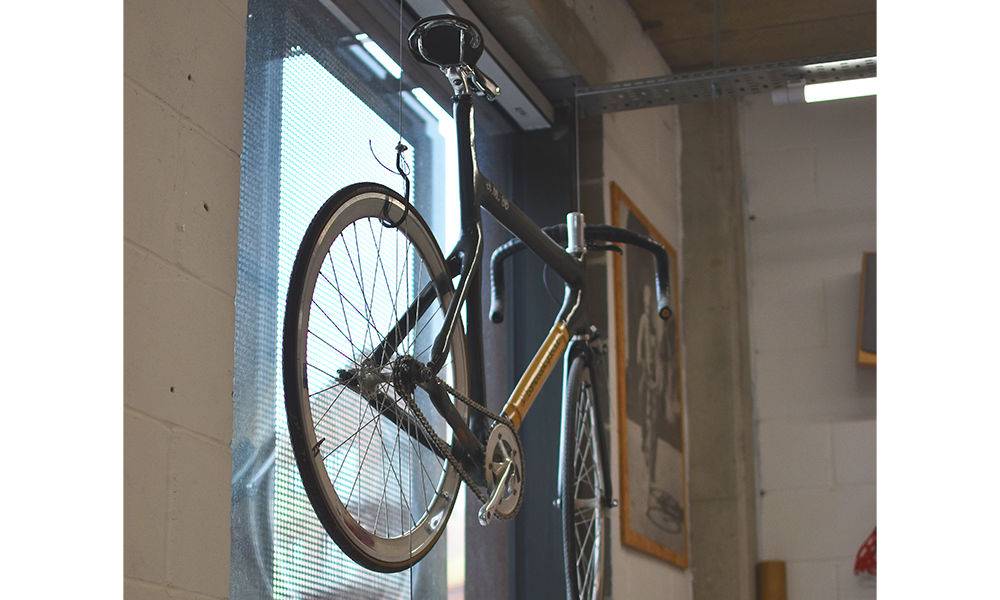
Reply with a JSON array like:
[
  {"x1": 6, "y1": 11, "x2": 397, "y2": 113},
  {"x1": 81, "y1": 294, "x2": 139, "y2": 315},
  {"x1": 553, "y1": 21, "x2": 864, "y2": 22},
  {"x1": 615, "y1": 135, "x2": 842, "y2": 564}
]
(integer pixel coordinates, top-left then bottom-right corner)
[{"x1": 757, "y1": 561, "x2": 787, "y2": 600}]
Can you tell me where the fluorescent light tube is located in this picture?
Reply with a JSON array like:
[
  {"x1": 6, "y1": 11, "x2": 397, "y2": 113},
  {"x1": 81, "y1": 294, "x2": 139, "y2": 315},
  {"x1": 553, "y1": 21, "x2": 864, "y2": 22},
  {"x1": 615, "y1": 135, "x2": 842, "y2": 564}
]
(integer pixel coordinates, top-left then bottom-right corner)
[
  {"x1": 772, "y1": 77, "x2": 876, "y2": 104},
  {"x1": 804, "y1": 78, "x2": 876, "y2": 102}
]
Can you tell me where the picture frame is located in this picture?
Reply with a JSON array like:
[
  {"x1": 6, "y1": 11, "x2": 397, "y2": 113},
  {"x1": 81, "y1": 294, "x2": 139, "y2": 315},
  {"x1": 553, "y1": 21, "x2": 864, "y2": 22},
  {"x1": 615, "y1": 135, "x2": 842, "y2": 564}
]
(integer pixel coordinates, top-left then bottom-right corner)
[
  {"x1": 610, "y1": 182, "x2": 689, "y2": 568},
  {"x1": 857, "y1": 251, "x2": 876, "y2": 368}
]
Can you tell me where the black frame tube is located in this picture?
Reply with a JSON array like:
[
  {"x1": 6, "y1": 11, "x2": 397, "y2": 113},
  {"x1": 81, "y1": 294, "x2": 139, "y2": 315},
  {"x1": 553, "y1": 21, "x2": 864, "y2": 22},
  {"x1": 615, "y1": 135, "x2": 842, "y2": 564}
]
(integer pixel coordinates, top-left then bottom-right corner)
[{"x1": 429, "y1": 97, "x2": 586, "y2": 381}]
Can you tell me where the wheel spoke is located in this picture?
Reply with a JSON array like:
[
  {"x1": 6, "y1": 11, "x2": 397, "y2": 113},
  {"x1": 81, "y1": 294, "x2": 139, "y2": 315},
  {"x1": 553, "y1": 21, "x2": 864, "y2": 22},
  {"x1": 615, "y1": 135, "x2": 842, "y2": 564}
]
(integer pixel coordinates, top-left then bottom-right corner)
[
  {"x1": 325, "y1": 231, "x2": 381, "y2": 351},
  {"x1": 563, "y1": 358, "x2": 605, "y2": 600},
  {"x1": 284, "y1": 189, "x2": 466, "y2": 570},
  {"x1": 309, "y1": 380, "x2": 351, "y2": 429}
]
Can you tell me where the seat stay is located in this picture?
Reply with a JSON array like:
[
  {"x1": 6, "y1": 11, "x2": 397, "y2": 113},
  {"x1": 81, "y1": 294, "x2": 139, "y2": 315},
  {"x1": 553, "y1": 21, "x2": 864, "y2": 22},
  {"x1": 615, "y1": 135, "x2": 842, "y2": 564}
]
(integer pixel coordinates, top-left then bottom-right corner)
[{"x1": 428, "y1": 222, "x2": 483, "y2": 375}]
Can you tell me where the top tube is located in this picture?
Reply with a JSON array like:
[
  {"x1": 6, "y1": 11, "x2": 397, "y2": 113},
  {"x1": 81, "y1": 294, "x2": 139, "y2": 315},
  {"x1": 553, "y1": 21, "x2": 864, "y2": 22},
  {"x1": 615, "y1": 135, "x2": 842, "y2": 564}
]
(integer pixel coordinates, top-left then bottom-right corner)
[{"x1": 452, "y1": 96, "x2": 586, "y2": 289}]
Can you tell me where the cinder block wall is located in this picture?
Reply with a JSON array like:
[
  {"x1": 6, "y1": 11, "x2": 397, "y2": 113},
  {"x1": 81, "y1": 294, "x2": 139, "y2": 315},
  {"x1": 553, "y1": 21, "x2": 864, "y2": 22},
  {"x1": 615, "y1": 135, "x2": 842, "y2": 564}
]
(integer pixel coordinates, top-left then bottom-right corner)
[
  {"x1": 123, "y1": 0, "x2": 248, "y2": 598},
  {"x1": 740, "y1": 93, "x2": 877, "y2": 600}
]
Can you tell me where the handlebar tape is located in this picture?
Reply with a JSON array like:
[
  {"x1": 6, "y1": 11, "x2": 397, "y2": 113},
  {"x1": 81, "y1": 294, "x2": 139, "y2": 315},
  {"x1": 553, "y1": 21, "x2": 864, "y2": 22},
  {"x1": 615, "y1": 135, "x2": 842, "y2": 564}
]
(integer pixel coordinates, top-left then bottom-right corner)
[{"x1": 489, "y1": 224, "x2": 672, "y2": 323}]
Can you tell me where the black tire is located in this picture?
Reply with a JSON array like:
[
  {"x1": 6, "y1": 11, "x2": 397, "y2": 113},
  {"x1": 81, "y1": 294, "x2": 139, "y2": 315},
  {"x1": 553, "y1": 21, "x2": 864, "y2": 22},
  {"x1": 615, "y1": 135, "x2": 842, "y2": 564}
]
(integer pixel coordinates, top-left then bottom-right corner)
[
  {"x1": 283, "y1": 183, "x2": 468, "y2": 572},
  {"x1": 560, "y1": 355, "x2": 607, "y2": 600}
]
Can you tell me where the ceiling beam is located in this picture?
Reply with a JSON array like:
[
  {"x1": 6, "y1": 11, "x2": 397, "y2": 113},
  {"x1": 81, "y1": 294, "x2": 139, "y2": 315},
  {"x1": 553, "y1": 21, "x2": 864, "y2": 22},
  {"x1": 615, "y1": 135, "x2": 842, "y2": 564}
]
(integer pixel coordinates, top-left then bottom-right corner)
[{"x1": 575, "y1": 51, "x2": 876, "y2": 115}]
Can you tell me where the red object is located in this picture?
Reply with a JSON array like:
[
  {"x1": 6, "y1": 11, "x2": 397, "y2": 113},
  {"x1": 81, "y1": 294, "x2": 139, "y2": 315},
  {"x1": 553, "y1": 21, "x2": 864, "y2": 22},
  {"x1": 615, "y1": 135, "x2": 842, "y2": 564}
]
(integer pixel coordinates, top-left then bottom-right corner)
[{"x1": 854, "y1": 527, "x2": 876, "y2": 576}]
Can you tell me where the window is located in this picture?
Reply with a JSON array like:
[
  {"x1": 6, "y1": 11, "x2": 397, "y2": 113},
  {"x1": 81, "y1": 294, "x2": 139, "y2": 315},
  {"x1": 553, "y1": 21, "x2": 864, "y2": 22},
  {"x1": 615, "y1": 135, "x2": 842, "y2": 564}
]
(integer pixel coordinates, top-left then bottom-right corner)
[{"x1": 231, "y1": 0, "x2": 459, "y2": 598}]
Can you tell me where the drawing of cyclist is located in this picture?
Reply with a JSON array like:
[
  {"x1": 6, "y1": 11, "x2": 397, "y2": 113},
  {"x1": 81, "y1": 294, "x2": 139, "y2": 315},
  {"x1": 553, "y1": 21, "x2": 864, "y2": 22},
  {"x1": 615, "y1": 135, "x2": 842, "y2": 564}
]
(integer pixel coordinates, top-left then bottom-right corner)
[{"x1": 636, "y1": 284, "x2": 664, "y2": 484}]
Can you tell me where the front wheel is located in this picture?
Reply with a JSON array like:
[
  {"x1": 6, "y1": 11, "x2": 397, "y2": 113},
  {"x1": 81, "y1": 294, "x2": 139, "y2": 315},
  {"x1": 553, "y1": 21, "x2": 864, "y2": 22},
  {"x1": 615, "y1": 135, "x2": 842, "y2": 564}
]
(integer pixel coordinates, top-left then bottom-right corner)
[
  {"x1": 283, "y1": 183, "x2": 468, "y2": 572},
  {"x1": 560, "y1": 355, "x2": 607, "y2": 600}
]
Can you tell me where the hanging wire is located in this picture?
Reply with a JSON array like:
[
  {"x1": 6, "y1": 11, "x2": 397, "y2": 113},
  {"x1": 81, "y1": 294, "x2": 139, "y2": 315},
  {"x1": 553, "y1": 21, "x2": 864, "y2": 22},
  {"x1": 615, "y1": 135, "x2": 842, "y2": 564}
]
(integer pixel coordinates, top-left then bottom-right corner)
[
  {"x1": 712, "y1": 0, "x2": 721, "y2": 69},
  {"x1": 397, "y1": 0, "x2": 405, "y2": 145},
  {"x1": 371, "y1": 0, "x2": 411, "y2": 231},
  {"x1": 397, "y1": 2, "x2": 415, "y2": 590},
  {"x1": 574, "y1": 84, "x2": 582, "y2": 215}
]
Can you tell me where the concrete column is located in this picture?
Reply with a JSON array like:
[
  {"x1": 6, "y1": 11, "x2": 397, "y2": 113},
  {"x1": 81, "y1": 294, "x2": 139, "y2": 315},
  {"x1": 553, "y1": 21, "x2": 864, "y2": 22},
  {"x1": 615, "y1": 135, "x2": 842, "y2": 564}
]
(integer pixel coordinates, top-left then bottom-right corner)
[{"x1": 679, "y1": 99, "x2": 757, "y2": 600}]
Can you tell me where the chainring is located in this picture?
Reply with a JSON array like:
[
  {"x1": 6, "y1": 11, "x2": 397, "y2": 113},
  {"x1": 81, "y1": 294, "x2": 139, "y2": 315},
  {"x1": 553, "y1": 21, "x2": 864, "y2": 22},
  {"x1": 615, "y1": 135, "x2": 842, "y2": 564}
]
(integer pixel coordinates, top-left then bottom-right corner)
[{"x1": 483, "y1": 420, "x2": 525, "y2": 520}]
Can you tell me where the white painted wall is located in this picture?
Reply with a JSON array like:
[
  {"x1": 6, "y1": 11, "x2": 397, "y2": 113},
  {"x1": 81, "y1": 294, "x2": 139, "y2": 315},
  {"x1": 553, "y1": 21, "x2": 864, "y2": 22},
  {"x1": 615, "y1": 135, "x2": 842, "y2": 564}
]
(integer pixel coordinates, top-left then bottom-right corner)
[
  {"x1": 739, "y1": 93, "x2": 877, "y2": 600},
  {"x1": 123, "y1": 0, "x2": 247, "y2": 598},
  {"x1": 564, "y1": 1, "x2": 691, "y2": 598}
]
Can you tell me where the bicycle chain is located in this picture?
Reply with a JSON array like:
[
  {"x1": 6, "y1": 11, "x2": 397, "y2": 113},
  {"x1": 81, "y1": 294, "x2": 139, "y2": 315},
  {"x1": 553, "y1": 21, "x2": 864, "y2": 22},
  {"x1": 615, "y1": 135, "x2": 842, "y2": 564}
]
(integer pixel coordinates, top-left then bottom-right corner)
[
  {"x1": 439, "y1": 376, "x2": 526, "y2": 521},
  {"x1": 399, "y1": 366, "x2": 520, "y2": 514}
]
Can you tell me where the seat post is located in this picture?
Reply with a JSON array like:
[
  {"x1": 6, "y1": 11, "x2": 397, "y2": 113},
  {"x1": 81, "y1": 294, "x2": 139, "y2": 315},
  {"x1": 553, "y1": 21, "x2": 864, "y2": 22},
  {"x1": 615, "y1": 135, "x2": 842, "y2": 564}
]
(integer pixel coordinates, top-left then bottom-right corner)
[{"x1": 453, "y1": 95, "x2": 479, "y2": 236}]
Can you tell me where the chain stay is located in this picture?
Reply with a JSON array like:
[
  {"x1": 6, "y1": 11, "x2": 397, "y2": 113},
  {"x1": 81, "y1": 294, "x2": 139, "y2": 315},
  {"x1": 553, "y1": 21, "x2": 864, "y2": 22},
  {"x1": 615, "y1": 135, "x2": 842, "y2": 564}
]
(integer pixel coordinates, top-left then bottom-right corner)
[{"x1": 400, "y1": 367, "x2": 520, "y2": 514}]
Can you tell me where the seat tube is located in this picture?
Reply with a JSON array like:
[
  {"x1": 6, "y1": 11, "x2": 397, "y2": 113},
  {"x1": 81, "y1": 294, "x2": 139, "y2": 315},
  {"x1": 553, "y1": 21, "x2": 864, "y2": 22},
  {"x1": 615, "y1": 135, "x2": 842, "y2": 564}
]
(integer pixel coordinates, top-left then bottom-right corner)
[{"x1": 451, "y1": 95, "x2": 489, "y2": 425}]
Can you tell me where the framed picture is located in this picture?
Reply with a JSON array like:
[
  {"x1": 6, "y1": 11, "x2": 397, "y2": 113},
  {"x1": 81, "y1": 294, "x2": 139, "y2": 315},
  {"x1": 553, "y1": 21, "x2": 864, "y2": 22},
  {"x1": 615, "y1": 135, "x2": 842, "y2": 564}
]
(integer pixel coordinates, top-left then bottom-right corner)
[
  {"x1": 857, "y1": 252, "x2": 876, "y2": 368},
  {"x1": 610, "y1": 182, "x2": 688, "y2": 568}
]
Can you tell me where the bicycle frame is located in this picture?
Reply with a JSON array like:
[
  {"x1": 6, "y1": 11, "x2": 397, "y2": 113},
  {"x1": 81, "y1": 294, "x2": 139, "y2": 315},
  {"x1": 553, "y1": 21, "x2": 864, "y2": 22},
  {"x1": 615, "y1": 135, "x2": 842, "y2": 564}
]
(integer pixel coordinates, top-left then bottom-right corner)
[
  {"x1": 371, "y1": 71, "x2": 669, "y2": 508},
  {"x1": 428, "y1": 94, "x2": 589, "y2": 444}
]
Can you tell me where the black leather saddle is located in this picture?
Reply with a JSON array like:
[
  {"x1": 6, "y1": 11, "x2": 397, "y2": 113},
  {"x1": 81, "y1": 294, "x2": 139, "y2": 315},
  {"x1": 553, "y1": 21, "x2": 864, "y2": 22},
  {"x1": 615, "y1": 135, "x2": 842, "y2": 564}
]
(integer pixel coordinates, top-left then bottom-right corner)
[{"x1": 408, "y1": 15, "x2": 484, "y2": 68}]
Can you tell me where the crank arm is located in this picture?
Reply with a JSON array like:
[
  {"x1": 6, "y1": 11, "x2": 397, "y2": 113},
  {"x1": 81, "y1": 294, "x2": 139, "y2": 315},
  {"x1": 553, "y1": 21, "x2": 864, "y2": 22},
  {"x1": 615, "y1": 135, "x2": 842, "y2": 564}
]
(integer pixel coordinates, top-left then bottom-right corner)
[{"x1": 478, "y1": 457, "x2": 512, "y2": 526}]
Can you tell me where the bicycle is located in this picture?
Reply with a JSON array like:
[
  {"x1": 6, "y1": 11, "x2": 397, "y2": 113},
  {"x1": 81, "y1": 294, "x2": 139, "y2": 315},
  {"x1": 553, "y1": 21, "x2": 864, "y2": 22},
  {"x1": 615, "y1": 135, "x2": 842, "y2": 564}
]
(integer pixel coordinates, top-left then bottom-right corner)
[{"x1": 281, "y1": 14, "x2": 674, "y2": 600}]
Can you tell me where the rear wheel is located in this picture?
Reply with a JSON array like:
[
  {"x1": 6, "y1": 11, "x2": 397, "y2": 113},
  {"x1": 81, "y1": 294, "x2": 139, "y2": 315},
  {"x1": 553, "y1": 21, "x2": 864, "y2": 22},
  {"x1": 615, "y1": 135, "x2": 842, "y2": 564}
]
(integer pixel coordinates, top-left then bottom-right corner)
[
  {"x1": 560, "y1": 355, "x2": 607, "y2": 600},
  {"x1": 283, "y1": 183, "x2": 468, "y2": 572}
]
